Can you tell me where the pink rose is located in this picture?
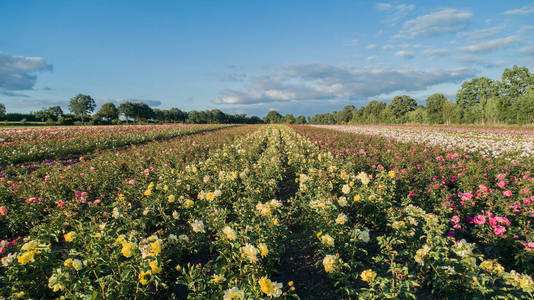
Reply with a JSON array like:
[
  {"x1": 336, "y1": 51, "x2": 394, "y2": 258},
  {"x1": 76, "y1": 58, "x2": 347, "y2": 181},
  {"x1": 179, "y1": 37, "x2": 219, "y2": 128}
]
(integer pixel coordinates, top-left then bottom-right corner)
[
  {"x1": 452, "y1": 216, "x2": 460, "y2": 224},
  {"x1": 523, "y1": 242, "x2": 534, "y2": 251},
  {"x1": 0, "y1": 206, "x2": 7, "y2": 216},
  {"x1": 473, "y1": 215, "x2": 486, "y2": 225},
  {"x1": 497, "y1": 181, "x2": 506, "y2": 188},
  {"x1": 494, "y1": 225, "x2": 506, "y2": 236},
  {"x1": 460, "y1": 193, "x2": 473, "y2": 201},
  {"x1": 502, "y1": 190, "x2": 512, "y2": 197},
  {"x1": 495, "y1": 217, "x2": 511, "y2": 226}
]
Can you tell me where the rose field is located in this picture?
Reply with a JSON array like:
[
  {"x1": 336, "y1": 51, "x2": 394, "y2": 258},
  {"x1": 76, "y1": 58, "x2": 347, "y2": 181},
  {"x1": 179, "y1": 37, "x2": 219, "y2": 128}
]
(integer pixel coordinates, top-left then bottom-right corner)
[{"x1": 0, "y1": 124, "x2": 533, "y2": 299}]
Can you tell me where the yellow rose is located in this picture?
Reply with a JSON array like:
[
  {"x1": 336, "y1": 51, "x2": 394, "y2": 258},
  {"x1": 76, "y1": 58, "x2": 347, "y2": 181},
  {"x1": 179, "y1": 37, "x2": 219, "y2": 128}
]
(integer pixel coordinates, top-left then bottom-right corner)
[
  {"x1": 360, "y1": 269, "x2": 377, "y2": 283},
  {"x1": 64, "y1": 231, "x2": 76, "y2": 242},
  {"x1": 139, "y1": 270, "x2": 151, "y2": 285},
  {"x1": 149, "y1": 260, "x2": 161, "y2": 274},
  {"x1": 121, "y1": 241, "x2": 136, "y2": 258}
]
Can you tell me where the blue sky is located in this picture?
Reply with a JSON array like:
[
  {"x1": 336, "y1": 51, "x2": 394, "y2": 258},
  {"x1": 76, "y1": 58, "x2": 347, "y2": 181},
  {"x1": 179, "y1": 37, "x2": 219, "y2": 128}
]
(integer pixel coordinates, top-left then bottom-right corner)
[{"x1": 1, "y1": 1, "x2": 533, "y2": 117}]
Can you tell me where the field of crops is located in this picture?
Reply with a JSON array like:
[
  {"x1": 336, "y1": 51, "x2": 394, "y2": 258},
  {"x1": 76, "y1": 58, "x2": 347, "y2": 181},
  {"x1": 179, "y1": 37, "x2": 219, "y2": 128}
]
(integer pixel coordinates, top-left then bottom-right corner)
[{"x1": 1, "y1": 124, "x2": 533, "y2": 299}]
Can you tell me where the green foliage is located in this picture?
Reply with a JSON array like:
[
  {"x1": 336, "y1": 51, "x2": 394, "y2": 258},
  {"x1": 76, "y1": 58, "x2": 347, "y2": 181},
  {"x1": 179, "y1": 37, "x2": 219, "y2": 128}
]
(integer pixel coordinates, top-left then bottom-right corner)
[
  {"x1": 0, "y1": 103, "x2": 6, "y2": 120},
  {"x1": 69, "y1": 94, "x2": 96, "y2": 124},
  {"x1": 263, "y1": 110, "x2": 284, "y2": 124}
]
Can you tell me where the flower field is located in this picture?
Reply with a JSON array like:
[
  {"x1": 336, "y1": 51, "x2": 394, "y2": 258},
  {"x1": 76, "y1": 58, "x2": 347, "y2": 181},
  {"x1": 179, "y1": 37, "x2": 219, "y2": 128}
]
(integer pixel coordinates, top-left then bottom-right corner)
[
  {"x1": 0, "y1": 124, "x2": 230, "y2": 166},
  {"x1": 1, "y1": 124, "x2": 533, "y2": 299}
]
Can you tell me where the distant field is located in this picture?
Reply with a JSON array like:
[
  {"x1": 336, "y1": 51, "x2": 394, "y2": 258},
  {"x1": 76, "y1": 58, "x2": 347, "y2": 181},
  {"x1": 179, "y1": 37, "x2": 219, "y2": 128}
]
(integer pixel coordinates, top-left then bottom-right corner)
[{"x1": 1, "y1": 124, "x2": 533, "y2": 299}]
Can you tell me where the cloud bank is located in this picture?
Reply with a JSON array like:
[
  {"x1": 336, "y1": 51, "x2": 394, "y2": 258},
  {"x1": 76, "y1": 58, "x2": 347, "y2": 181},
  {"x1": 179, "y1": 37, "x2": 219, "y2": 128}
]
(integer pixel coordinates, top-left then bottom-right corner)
[
  {"x1": 0, "y1": 51, "x2": 52, "y2": 95},
  {"x1": 215, "y1": 64, "x2": 477, "y2": 105}
]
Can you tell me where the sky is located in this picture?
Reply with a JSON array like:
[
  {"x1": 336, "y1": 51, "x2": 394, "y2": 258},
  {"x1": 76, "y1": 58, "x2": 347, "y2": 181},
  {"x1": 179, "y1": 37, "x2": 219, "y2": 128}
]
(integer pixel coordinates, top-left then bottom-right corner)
[{"x1": 1, "y1": 0, "x2": 534, "y2": 117}]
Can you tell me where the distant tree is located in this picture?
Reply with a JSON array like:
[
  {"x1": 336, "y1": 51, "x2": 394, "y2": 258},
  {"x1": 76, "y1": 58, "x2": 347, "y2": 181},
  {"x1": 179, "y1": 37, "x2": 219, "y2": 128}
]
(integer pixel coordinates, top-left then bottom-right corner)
[
  {"x1": 96, "y1": 103, "x2": 119, "y2": 122},
  {"x1": 500, "y1": 65, "x2": 534, "y2": 101},
  {"x1": 118, "y1": 102, "x2": 135, "y2": 124},
  {"x1": 168, "y1": 108, "x2": 187, "y2": 123},
  {"x1": 442, "y1": 100, "x2": 456, "y2": 125},
  {"x1": 426, "y1": 93, "x2": 448, "y2": 124},
  {"x1": 69, "y1": 94, "x2": 96, "y2": 124},
  {"x1": 187, "y1": 110, "x2": 207, "y2": 124},
  {"x1": 131, "y1": 102, "x2": 154, "y2": 122},
  {"x1": 456, "y1": 77, "x2": 498, "y2": 123},
  {"x1": 48, "y1": 106, "x2": 64, "y2": 119},
  {"x1": 207, "y1": 109, "x2": 227, "y2": 123},
  {"x1": 284, "y1": 114, "x2": 296, "y2": 124},
  {"x1": 511, "y1": 88, "x2": 534, "y2": 124},
  {"x1": 388, "y1": 95, "x2": 417, "y2": 123},
  {"x1": 333, "y1": 105, "x2": 355, "y2": 124},
  {"x1": 309, "y1": 112, "x2": 335, "y2": 124},
  {"x1": 407, "y1": 105, "x2": 427, "y2": 123},
  {"x1": 263, "y1": 110, "x2": 284, "y2": 124},
  {"x1": 35, "y1": 106, "x2": 64, "y2": 122},
  {"x1": 0, "y1": 103, "x2": 5, "y2": 120},
  {"x1": 295, "y1": 115, "x2": 307, "y2": 124}
]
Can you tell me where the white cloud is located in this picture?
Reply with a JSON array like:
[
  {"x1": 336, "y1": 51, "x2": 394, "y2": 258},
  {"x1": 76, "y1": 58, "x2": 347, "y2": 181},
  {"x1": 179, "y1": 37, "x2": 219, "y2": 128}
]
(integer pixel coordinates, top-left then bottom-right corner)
[
  {"x1": 460, "y1": 35, "x2": 520, "y2": 53},
  {"x1": 375, "y1": 3, "x2": 394, "y2": 11},
  {"x1": 423, "y1": 48, "x2": 448, "y2": 58},
  {"x1": 520, "y1": 46, "x2": 534, "y2": 56},
  {"x1": 367, "y1": 55, "x2": 377, "y2": 61},
  {"x1": 519, "y1": 25, "x2": 534, "y2": 32},
  {"x1": 457, "y1": 56, "x2": 508, "y2": 68},
  {"x1": 458, "y1": 26, "x2": 505, "y2": 41},
  {"x1": 503, "y1": 5, "x2": 534, "y2": 15},
  {"x1": 375, "y1": 2, "x2": 415, "y2": 24},
  {"x1": 367, "y1": 44, "x2": 377, "y2": 49},
  {"x1": 395, "y1": 50, "x2": 415, "y2": 59},
  {"x1": 397, "y1": 8, "x2": 472, "y2": 38},
  {"x1": 344, "y1": 39, "x2": 359, "y2": 47},
  {"x1": 0, "y1": 51, "x2": 52, "y2": 93},
  {"x1": 215, "y1": 64, "x2": 476, "y2": 105}
]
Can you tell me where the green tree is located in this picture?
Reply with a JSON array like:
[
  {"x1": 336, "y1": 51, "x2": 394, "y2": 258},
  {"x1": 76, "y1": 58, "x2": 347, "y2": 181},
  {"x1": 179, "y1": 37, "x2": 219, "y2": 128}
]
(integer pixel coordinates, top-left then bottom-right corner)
[
  {"x1": 284, "y1": 114, "x2": 296, "y2": 124},
  {"x1": 69, "y1": 94, "x2": 96, "y2": 124},
  {"x1": 456, "y1": 77, "x2": 498, "y2": 123},
  {"x1": 500, "y1": 65, "x2": 534, "y2": 101},
  {"x1": 118, "y1": 102, "x2": 135, "y2": 124},
  {"x1": 131, "y1": 102, "x2": 154, "y2": 122},
  {"x1": 295, "y1": 115, "x2": 307, "y2": 124},
  {"x1": 35, "y1": 106, "x2": 64, "y2": 122},
  {"x1": 0, "y1": 103, "x2": 5, "y2": 120},
  {"x1": 407, "y1": 105, "x2": 427, "y2": 123},
  {"x1": 442, "y1": 100, "x2": 456, "y2": 125},
  {"x1": 426, "y1": 93, "x2": 448, "y2": 124},
  {"x1": 511, "y1": 88, "x2": 534, "y2": 124},
  {"x1": 263, "y1": 110, "x2": 284, "y2": 124},
  {"x1": 388, "y1": 95, "x2": 417, "y2": 123},
  {"x1": 95, "y1": 103, "x2": 119, "y2": 122}
]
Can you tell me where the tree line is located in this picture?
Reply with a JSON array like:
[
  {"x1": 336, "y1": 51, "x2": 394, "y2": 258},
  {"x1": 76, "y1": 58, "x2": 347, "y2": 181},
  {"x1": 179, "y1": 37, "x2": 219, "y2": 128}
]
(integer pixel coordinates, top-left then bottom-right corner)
[
  {"x1": 1, "y1": 65, "x2": 533, "y2": 126},
  {"x1": 0, "y1": 96, "x2": 263, "y2": 125},
  {"x1": 302, "y1": 65, "x2": 534, "y2": 125}
]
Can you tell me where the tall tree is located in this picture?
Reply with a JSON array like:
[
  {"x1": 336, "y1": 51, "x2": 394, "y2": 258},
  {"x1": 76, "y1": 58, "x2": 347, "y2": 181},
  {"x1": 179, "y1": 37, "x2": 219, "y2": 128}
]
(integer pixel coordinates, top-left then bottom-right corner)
[
  {"x1": 284, "y1": 114, "x2": 296, "y2": 124},
  {"x1": 456, "y1": 77, "x2": 498, "y2": 123},
  {"x1": 388, "y1": 95, "x2": 417, "y2": 123},
  {"x1": 118, "y1": 102, "x2": 136, "y2": 124},
  {"x1": 263, "y1": 110, "x2": 284, "y2": 123},
  {"x1": 69, "y1": 94, "x2": 96, "y2": 124},
  {"x1": 500, "y1": 65, "x2": 534, "y2": 101},
  {"x1": 295, "y1": 115, "x2": 307, "y2": 124},
  {"x1": 426, "y1": 93, "x2": 448, "y2": 124},
  {"x1": 96, "y1": 103, "x2": 119, "y2": 122},
  {"x1": 0, "y1": 103, "x2": 5, "y2": 120}
]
